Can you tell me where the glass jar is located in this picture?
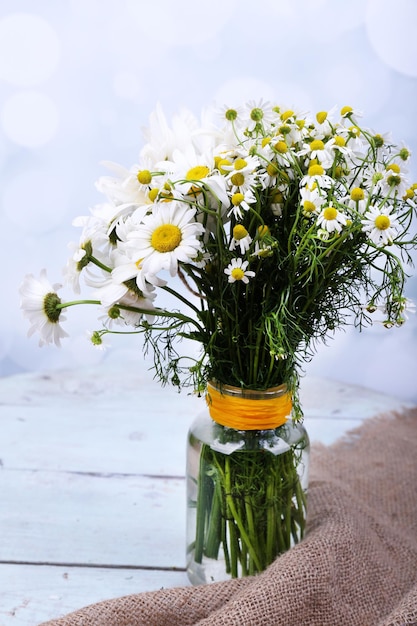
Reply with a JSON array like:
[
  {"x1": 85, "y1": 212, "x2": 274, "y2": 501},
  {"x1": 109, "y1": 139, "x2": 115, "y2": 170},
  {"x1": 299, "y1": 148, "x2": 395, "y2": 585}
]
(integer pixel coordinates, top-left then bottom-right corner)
[{"x1": 186, "y1": 382, "x2": 310, "y2": 585}]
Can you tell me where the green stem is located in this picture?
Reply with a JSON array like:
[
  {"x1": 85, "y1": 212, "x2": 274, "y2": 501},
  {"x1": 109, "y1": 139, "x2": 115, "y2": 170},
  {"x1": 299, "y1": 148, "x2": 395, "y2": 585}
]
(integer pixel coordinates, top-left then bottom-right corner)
[{"x1": 224, "y1": 456, "x2": 263, "y2": 573}]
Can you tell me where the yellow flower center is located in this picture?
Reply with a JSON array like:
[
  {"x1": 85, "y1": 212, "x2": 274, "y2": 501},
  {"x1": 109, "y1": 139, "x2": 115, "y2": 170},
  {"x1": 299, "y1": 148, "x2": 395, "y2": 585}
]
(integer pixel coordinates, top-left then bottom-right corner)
[
  {"x1": 230, "y1": 172, "x2": 245, "y2": 186},
  {"x1": 186, "y1": 165, "x2": 210, "y2": 180},
  {"x1": 386, "y1": 163, "x2": 400, "y2": 173},
  {"x1": 262, "y1": 136, "x2": 272, "y2": 147},
  {"x1": 303, "y1": 200, "x2": 316, "y2": 213},
  {"x1": 137, "y1": 169, "x2": 152, "y2": 185},
  {"x1": 151, "y1": 224, "x2": 182, "y2": 252},
  {"x1": 404, "y1": 188, "x2": 414, "y2": 200},
  {"x1": 231, "y1": 267, "x2": 245, "y2": 281},
  {"x1": 217, "y1": 158, "x2": 232, "y2": 174},
  {"x1": 148, "y1": 188, "x2": 159, "y2": 202},
  {"x1": 310, "y1": 139, "x2": 325, "y2": 151},
  {"x1": 348, "y1": 125, "x2": 360, "y2": 138},
  {"x1": 271, "y1": 190, "x2": 283, "y2": 204},
  {"x1": 334, "y1": 136, "x2": 346, "y2": 147},
  {"x1": 233, "y1": 224, "x2": 248, "y2": 240},
  {"x1": 281, "y1": 110, "x2": 294, "y2": 121},
  {"x1": 308, "y1": 163, "x2": 324, "y2": 176},
  {"x1": 341, "y1": 105, "x2": 353, "y2": 116},
  {"x1": 258, "y1": 225, "x2": 269, "y2": 237},
  {"x1": 234, "y1": 158, "x2": 247, "y2": 170},
  {"x1": 232, "y1": 192, "x2": 244, "y2": 206},
  {"x1": 350, "y1": 187, "x2": 365, "y2": 201},
  {"x1": 274, "y1": 140, "x2": 288, "y2": 153},
  {"x1": 266, "y1": 163, "x2": 279, "y2": 176},
  {"x1": 374, "y1": 215, "x2": 390, "y2": 231},
  {"x1": 316, "y1": 111, "x2": 327, "y2": 124},
  {"x1": 323, "y1": 206, "x2": 338, "y2": 221}
]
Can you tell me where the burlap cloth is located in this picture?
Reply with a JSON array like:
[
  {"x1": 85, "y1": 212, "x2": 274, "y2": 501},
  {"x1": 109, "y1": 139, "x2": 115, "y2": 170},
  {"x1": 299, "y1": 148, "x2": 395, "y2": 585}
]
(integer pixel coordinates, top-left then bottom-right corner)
[{"x1": 41, "y1": 408, "x2": 417, "y2": 626}]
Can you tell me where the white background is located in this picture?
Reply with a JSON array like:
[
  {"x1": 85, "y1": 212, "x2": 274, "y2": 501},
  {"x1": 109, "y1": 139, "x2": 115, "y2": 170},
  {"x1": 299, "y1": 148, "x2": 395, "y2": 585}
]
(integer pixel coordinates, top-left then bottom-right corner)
[{"x1": 1, "y1": 0, "x2": 417, "y2": 402}]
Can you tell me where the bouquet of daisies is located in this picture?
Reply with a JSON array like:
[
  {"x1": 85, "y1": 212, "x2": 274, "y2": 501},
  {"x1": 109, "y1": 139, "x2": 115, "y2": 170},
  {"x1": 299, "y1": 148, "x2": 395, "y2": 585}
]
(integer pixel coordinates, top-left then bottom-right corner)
[{"x1": 20, "y1": 101, "x2": 416, "y2": 411}]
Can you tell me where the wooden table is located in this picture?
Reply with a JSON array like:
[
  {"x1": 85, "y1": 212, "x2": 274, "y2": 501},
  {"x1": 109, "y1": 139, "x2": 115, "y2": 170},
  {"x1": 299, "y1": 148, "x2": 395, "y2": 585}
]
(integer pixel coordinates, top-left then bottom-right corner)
[{"x1": 0, "y1": 357, "x2": 413, "y2": 625}]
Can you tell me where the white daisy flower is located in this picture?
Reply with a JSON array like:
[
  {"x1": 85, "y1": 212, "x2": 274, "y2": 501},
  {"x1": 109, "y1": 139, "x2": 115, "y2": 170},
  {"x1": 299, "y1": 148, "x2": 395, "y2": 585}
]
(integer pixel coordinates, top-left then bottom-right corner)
[
  {"x1": 300, "y1": 163, "x2": 333, "y2": 190},
  {"x1": 344, "y1": 187, "x2": 368, "y2": 213},
  {"x1": 317, "y1": 205, "x2": 347, "y2": 233},
  {"x1": 361, "y1": 206, "x2": 399, "y2": 246},
  {"x1": 339, "y1": 105, "x2": 363, "y2": 124},
  {"x1": 298, "y1": 138, "x2": 335, "y2": 168},
  {"x1": 379, "y1": 164, "x2": 409, "y2": 198},
  {"x1": 64, "y1": 242, "x2": 90, "y2": 293},
  {"x1": 126, "y1": 202, "x2": 204, "y2": 277},
  {"x1": 244, "y1": 99, "x2": 275, "y2": 132},
  {"x1": 399, "y1": 298, "x2": 416, "y2": 320},
  {"x1": 300, "y1": 186, "x2": 326, "y2": 218},
  {"x1": 96, "y1": 161, "x2": 154, "y2": 206},
  {"x1": 19, "y1": 270, "x2": 69, "y2": 347},
  {"x1": 224, "y1": 258, "x2": 255, "y2": 284},
  {"x1": 227, "y1": 189, "x2": 256, "y2": 220},
  {"x1": 229, "y1": 224, "x2": 253, "y2": 254},
  {"x1": 100, "y1": 290, "x2": 157, "y2": 328},
  {"x1": 219, "y1": 104, "x2": 245, "y2": 127},
  {"x1": 312, "y1": 107, "x2": 337, "y2": 139},
  {"x1": 223, "y1": 154, "x2": 259, "y2": 176},
  {"x1": 251, "y1": 241, "x2": 273, "y2": 258}
]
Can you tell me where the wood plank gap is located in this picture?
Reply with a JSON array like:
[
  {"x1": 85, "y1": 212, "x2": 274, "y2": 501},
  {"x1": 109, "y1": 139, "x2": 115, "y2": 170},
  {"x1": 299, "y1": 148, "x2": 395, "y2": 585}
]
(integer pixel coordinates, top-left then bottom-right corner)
[
  {"x1": 0, "y1": 560, "x2": 186, "y2": 572},
  {"x1": 0, "y1": 467, "x2": 185, "y2": 480}
]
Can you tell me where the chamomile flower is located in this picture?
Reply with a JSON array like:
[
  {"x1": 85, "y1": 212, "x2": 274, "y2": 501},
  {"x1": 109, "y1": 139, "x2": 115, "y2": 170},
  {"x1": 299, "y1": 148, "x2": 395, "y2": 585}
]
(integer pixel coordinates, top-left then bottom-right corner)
[
  {"x1": 317, "y1": 205, "x2": 347, "y2": 233},
  {"x1": 340, "y1": 105, "x2": 363, "y2": 124},
  {"x1": 19, "y1": 270, "x2": 68, "y2": 347},
  {"x1": 300, "y1": 186, "x2": 326, "y2": 218},
  {"x1": 127, "y1": 202, "x2": 204, "y2": 277},
  {"x1": 380, "y1": 163, "x2": 409, "y2": 197},
  {"x1": 345, "y1": 187, "x2": 368, "y2": 213},
  {"x1": 220, "y1": 104, "x2": 243, "y2": 123},
  {"x1": 96, "y1": 161, "x2": 153, "y2": 206},
  {"x1": 244, "y1": 99, "x2": 275, "y2": 132},
  {"x1": 100, "y1": 290, "x2": 156, "y2": 328},
  {"x1": 224, "y1": 258, "x2": 255, "y2": 284},
  {"x1": 361, "y1": 206, "x2": 399, "y2": 246},
  {"x1": 227, "y1": 189, "x2": 256, "y2": 220},
  {"x1": 298, "y1": 138, "x2": 334, "y2": 168},
  {"x1": 313, "y1": 107, "x2": 337, "y2": 138},
  {"x1": 229, "y1": 224, "x2": 252, "y2": 254},
  {"x1": 300, "y1": 163, "x2": 333, "y2": 189}
]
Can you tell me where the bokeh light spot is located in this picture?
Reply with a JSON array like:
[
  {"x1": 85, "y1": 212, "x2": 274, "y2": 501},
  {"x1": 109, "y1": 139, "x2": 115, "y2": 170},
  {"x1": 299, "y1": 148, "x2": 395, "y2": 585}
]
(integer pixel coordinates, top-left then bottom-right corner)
[
  {"x1": 1, "y1": 91, "x2": 59, "y2": 148},
  {"x1": 0, "y1": 13, "x2": 61, "y2": 86},
  {"x1": 366, "y1": 0, "x2": 417, "y2": 77},
  {"x1": 126, "y1": 0, "x2": 238, "y2": 45}
]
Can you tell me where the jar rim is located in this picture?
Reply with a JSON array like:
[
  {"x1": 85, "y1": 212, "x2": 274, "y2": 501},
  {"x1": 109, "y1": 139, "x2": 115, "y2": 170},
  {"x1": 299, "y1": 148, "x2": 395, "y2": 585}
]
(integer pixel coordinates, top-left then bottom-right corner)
[{"x1": 208, "y1": 380, "x2": 288, "y2": 401}]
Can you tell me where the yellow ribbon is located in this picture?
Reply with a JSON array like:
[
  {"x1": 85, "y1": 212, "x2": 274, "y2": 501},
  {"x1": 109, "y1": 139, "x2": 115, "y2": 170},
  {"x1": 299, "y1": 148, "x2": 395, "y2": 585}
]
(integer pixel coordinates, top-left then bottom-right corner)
[{"x1": 206, "y1": 381, "x2": 292, "y2": 430}]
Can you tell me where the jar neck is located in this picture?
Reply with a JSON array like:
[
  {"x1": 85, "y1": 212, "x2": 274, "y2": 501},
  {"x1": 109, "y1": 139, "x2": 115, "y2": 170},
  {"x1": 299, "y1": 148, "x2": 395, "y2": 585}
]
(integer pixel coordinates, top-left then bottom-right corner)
[{"x1": 206, "y1": 380, "x2": 292, "y2": 430}]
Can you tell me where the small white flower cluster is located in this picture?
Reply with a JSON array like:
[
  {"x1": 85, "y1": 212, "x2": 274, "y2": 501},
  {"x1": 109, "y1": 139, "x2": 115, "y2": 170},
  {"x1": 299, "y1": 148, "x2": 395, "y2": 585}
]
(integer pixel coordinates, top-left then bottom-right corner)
[{"x1": 19, "y1": 100, "x2": 416, "y2": 350}]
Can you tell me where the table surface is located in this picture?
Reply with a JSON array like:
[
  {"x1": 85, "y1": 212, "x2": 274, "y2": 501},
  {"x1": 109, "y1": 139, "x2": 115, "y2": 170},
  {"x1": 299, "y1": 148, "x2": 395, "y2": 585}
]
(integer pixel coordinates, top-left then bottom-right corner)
[{"x1": 1, "y1": 356, "x2": 414, "y2": 626}]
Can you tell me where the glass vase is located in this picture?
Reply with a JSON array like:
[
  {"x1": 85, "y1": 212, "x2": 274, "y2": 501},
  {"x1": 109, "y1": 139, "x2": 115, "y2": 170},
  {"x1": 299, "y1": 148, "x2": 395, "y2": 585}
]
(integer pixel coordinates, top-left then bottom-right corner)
[{"x1": 186, "y1": 382, "x2": 309, "y2": 585}]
